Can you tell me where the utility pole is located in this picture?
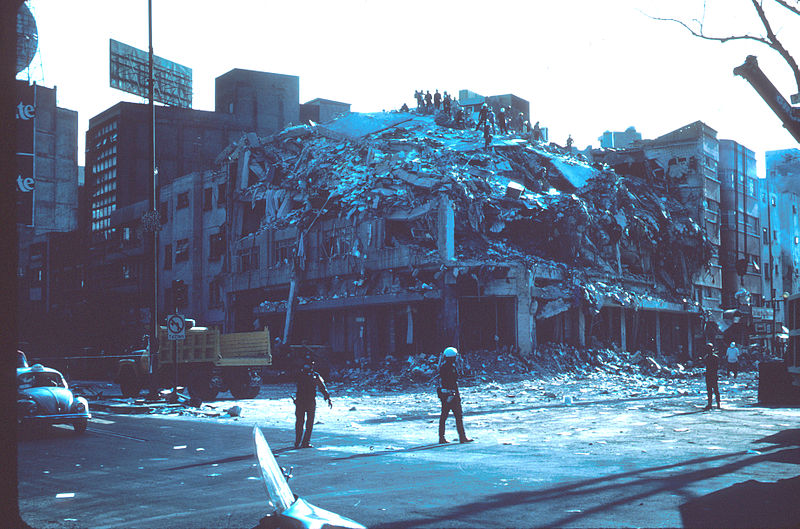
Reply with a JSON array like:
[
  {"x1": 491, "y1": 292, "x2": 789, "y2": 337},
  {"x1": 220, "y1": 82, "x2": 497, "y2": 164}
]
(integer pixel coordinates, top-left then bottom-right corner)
[
  {"x1": 147, "y1": 0, "x2": 160, "y2": 397},
  {"x1": 767, "y1": 177, "x2": 776, "y2": 354}
]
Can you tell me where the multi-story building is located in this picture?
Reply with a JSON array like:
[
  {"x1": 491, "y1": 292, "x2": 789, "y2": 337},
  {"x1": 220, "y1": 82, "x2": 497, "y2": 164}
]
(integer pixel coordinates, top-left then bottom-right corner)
[
  {"x1": 82, "y1": 69, "x2": 301, "y2": 350},
  {"x1": 765, "y1": 149, "x2": 800, "y2": 341},
  {"x1": 15, "y1": 80, "x2": 81, "y2": 354},
  {"x1": 640, "y1": 121, "x2": 723, "y2": 315}
]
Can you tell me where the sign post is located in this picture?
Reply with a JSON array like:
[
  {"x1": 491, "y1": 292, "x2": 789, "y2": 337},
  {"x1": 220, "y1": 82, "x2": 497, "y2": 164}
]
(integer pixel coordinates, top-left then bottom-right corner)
[{"x1": 166, "y1": 313, "x2": 185, "y2": 392}]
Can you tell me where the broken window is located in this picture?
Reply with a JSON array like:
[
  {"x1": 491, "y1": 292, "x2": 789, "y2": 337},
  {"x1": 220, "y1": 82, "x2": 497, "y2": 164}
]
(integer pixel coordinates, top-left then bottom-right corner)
[
  {"x1": 202, "y1": 187, "x2": 213, "y2": 211},
  {"x1": 177, "y1": 191, "x2": 189, "y2": 210},
  {"x1": 274, "y1": 239, "x2": 294, "y2": 264},
  {"x1": 238, "y1": 246, "x2": 259, "y2": 272},
  {"x1": 209, "y1": 232, "x2": 225, "y2": 261},
  {"x1": 175, "y1": 238, "x2": 189, "y2": 262},
  {"x1": 164, "y1": 244, "x2": 172, "y2": 270},
  {"x1": 322, "y1": 226, "x2": 354, "y2": 258}
]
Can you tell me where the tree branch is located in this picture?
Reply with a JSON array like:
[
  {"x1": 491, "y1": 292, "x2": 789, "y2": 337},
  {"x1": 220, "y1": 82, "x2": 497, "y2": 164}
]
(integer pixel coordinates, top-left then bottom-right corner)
[
  {"x1": 773, "y1": 0, "x2": 800, "y2": 17},
  {"x1": 647, "y1": 14, "x2": 771, "y2": 45},
  {"x1": 750, "y1": 0, "x2": 800, "y2": 91}
]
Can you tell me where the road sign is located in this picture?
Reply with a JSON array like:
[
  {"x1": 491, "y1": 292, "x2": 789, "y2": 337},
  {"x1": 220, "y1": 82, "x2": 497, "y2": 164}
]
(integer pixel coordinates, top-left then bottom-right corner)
[{"x1": 166, "y1": 314, "x2": 186, "y2": 341}]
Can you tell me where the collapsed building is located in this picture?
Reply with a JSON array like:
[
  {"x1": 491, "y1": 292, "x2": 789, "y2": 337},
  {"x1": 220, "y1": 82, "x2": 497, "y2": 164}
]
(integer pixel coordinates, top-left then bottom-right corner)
[{"x1": 160, "y1": 111, "x2": 722, "y2": 365}]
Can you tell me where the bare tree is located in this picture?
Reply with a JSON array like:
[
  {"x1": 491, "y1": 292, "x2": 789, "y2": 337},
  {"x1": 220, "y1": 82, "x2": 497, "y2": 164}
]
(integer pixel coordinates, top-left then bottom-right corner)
[{"x1": 650, "y1": 0, "x2": 800, "y2": 143}]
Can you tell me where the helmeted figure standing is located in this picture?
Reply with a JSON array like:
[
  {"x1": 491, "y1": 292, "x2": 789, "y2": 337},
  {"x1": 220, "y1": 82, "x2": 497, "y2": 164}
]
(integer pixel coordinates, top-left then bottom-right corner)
[
  {"x1": 700, "y1": 342, "x2": 721, "y2": 410},
  {"x1": 437, "y1": 347, "x2": 472, "y2": 444},
  {"x1": 294, "y1": 357, "x2": 332, "y2": 448}
]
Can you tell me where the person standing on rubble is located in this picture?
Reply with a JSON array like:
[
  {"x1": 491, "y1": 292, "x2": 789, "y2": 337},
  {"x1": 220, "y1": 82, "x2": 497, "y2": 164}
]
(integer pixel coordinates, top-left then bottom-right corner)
[
  {"x1": 436, "y1": 347, "x2": 473, "y2": 444},
  {"x1": 483, "y1": 119, "x2": 493, "y2": 149},
  {"x1": 425, "y1": 90, "x2": 433, "y2": 113},
  {"x1": 475, "y1": 103, "x2": 489, "y2": 131},
  {"x1": 700, "y1": 342, "x2": 721, "y2": 411},
  {"x1": 293, "y1": 355, "x2": 332, "y2": 448},
  {"x1": 566, "y1": 134, "x2": 574, "y2": 151},
  {"x1": 532, "y1": 121, "x2": 542, "y2": 142},
  {"x1": 488, "y1": 107, "x2": 496, "y2": 133},
  {"x1": 434, "y1": 89, "x2": 442, "y2": 111},
  {"x1": 443, "y1": 91, "x2": 451, "y2": 115},
  {"x1": 726, "y1": 341, "x2": 740, "y2": 379},
  {"x1": 498, "y1": 107, "x2": 508, "y2": 134}
]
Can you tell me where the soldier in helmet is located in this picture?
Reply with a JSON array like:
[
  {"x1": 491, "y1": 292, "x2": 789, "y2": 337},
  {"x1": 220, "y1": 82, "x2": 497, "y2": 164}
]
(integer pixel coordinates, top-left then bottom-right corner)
[
  {"x1": 436, "y1": 347, "x2": 473, "y2": 444},
  {"x1": 293, "y1": 354, "x2": 332, "y2": 448},
  {"x1": 475, "y1": 103, "x2": 489, "y2": 131}
]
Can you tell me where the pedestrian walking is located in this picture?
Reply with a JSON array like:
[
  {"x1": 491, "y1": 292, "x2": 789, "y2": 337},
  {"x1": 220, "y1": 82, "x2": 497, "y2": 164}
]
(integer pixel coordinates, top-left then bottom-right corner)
[
  {"x1": 436, "y1": 347, "x2": 472, "y2": 444},
  {"x1": 726, "y1": 341, "x2": 740, "y2": 378},
  {"x1": 498, "y1": 107, "x2": 508, "y2": 134},
  {"x1": 475, "y1": 103, "x2": 489, "y2": 130},
  {"x1": 434, "y1": 89, "x2": 442, "y2": 111},
  {"x1": 700, "y1": 342, "x2": 721, "y2": 410},
  {"x1": 293, "y1": 355, "x2": 332, "y2": 448}
]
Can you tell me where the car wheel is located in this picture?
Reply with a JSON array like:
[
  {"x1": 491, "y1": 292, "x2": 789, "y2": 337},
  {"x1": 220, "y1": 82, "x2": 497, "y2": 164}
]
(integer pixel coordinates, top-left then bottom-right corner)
[
  {"x1": 73, "y1": 418, "x2": 88, "y2": 434},
  {"x1": 189, "y1": 371, "x2": 218, "y2": 402}
]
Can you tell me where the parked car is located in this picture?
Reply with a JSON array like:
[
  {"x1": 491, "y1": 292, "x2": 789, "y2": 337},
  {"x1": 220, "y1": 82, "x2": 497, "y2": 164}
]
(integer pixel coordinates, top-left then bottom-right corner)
[{"x1": 17, "y1": 364, "x2": 91, "y2": 433}]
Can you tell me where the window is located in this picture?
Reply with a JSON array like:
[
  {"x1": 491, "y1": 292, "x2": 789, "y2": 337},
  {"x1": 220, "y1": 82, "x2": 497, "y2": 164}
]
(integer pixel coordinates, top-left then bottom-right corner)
[
  {"x1": 202, "y1": 187, "x2": 213, "y2": 211},
  {"x1": 238, "y1": 246, "x2": 259, "y2": 272},
  {"x1": 274, "y1": 239, "x2": 294, "y2": 264},
  {"x1": 164, "y1": 244, "x2": 172, "y2": 270},
  {"x1": 217, "y1": 183, "x2": 227, "y2": 207},
  {"x1": 177, "y1": 192, "x2": 189, "y2": 210},
  {"x1": 763, "y1": 227, "x2": 769, "y2": 244},
  {"x1": 175, "y1": 239, "x2": 190, "y2": 262},
  {"x1": 209, "y1": 280, "x2": 223, "y2": 308},
  {"x1": 209, "y1": 232, "x2": 225, "y2": 261}
]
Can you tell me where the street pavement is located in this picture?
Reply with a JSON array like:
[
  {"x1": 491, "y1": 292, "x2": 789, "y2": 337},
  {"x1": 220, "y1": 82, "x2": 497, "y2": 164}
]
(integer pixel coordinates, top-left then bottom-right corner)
[{"x1": 16, "y1": 372, "x2": 800, "y2": 529}]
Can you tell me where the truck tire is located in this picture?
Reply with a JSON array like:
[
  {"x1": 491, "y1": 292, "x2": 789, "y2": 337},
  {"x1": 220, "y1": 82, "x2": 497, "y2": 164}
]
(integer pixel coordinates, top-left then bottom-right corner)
[
  {"x1": 119, "y1": 367, "x2": 142, "y2": 398},
  {"x1": 73, "y1": 418, "x2": 88, "y2": 434},
  {"x1": 189, "y1": 371, "x2": 218, "y2": 402},
  {"x1": 230, "y1": 382, "x2": 260, "y2": 399}
]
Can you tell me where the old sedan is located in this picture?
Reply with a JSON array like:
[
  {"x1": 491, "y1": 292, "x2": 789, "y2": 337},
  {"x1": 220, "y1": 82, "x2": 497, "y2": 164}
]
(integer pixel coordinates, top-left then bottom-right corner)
[{"x1": 17, "y1": 364, "x2": 91, "y2": 433}]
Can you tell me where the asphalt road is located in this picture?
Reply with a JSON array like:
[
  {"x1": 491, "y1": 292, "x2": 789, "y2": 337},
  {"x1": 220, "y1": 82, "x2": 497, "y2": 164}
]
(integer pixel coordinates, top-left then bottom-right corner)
[{"x1": 17, "y1": 390, "x2": 800, "y2": 529}]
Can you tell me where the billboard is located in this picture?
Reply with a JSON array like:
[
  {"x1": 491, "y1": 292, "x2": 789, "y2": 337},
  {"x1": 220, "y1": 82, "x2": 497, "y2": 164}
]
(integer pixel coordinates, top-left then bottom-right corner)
[
  {"x1": 16, "y1": 80, "x2": 35, "y2": 226},
  {"x1": 109, "y1": 39, "x2": 192, "y2": 108}
]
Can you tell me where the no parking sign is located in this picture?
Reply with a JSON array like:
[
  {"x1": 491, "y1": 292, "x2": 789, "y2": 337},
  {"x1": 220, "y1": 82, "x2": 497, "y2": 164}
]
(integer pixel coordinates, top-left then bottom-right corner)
[{"x1": 166, "y1": 314, "x2": 186, "y2": 341}]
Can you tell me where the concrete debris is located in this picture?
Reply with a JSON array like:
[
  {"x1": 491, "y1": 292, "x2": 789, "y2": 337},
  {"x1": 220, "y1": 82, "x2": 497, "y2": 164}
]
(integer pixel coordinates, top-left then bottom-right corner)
[{"x1": 218, "y1": 110, "x2": 711, "y2": 322}]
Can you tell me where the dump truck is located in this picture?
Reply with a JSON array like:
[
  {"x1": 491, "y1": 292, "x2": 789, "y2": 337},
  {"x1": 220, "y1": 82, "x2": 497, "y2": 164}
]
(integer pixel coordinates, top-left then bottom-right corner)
[{"x1": 117, "y1": 325, "x2": 271, "y2": 400}]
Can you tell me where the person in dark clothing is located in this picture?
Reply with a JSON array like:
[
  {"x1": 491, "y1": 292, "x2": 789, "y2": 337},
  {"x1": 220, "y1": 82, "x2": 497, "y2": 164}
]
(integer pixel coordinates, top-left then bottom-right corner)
[
  {"x1": 294, "y1": 357, "x2": 332, "y2": 448},
  {"x1": 433, "y1": 89, "x2": 442, "y2": 110},
  {"x1": 483, "y1": 120, "x2": 492, "y2": 149},
  {"x1": 443, "y1": 92, "x2": 451, "y2": 114},
  {"x1": 498, "y1": 107, "x2": 508, "y2": 134},
  {"x1": 475, "y1": 103, "x2": 489, "y2": 130},
  {"x1": 437, "y1": 347, "x2": 473, "y2": 444},
  {"x1": 532, "y1": 121, "x2": 542, "y2": 142},
  {"x1": 424, "y1": 90, "x2": 433, "y2": 113},
  {"x1": 700, "y1": 342, "x2": 721, "y2": 410},
  {"x1": 566, "y1": 134, "x2": 574, "y2": 150},
  {"x1": 415, "y1": 90, "x2": 423, "y2": 109}
]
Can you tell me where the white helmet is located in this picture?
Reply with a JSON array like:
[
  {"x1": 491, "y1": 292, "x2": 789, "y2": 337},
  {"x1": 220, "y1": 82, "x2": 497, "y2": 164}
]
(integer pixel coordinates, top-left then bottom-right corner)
[{"x1": 443, "y1": 347, "x2": 458, "y2": 358}]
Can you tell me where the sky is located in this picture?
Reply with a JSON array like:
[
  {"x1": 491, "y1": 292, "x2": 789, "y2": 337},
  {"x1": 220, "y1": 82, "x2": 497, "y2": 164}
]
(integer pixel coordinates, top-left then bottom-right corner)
[{"x1": 18, "y1": 0, "x2": 800, "y2": 172}]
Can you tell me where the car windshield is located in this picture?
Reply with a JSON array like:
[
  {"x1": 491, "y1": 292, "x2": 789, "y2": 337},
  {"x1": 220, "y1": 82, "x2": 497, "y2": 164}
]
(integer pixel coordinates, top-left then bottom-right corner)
[{"x1": 18, "y1": 372, "x2": 66, "y2": 389}]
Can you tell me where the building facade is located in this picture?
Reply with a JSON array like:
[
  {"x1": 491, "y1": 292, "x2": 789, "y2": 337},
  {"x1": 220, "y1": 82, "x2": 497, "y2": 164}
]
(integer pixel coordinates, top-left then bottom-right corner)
[
  {"x1": 300, "y1": 98, "x2": 351, "y2": 124},
  {"x1": 16, "y1": 81, "x2": 81, "y2": 355}
]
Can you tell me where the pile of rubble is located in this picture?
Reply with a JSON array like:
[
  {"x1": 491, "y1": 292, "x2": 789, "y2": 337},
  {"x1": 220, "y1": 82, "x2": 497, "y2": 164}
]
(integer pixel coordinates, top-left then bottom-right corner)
[
  {"x1": 220, "y1": 109, "x2": 711, "y2": 312},
  {"x1": 326, "y1": 343, "x2": 707, "y2": 391}
]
